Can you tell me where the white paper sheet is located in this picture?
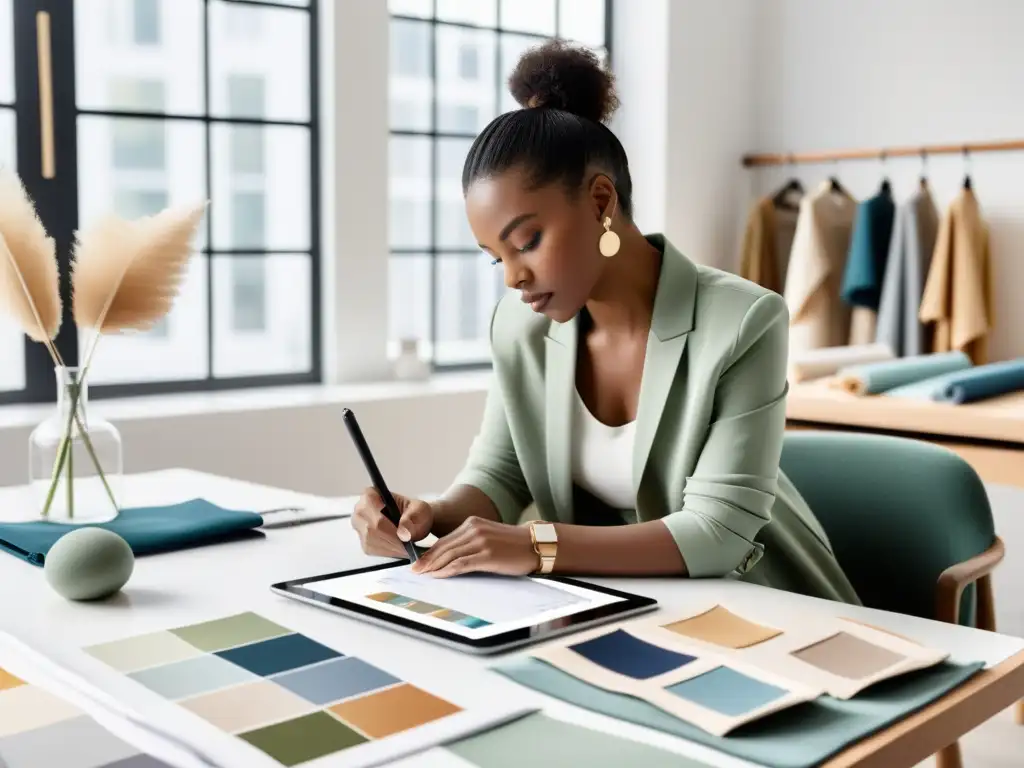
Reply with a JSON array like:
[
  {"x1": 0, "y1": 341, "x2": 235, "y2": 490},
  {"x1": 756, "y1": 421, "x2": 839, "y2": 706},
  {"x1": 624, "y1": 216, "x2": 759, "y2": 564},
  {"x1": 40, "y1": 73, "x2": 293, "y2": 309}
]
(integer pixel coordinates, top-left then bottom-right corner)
[{"x1": 1, "y1": 609, "x2": 536, "y2": 768}]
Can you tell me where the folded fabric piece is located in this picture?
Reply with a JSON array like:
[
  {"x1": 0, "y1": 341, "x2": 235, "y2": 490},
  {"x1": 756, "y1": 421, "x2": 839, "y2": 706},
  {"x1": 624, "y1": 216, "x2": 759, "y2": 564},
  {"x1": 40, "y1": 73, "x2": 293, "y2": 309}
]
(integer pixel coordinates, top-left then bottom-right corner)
[
  {"x1": 788, "y1": 343, "x2": 894, "y2": 383},
  {"x1": 884, "y1": 358, "x2": 1024, "y2": 404},
  {"x1": 829, "y1": 350, "x2": 972, "y2": 395},
  {"x1": 0, "y1": 498, "x2": 264, "y2": 566},
  {"x1": 494, "y1": 658, "x2": 983, "y2": 768},
  {"x1": 447, "y1": 712, "x2": 708, "y2": 768}
]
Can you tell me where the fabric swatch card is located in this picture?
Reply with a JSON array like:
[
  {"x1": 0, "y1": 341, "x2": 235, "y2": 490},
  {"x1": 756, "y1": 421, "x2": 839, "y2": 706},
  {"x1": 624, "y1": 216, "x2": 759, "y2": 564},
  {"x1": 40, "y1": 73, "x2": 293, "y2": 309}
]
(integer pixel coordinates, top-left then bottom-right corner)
[
  {"x1": 528, "y1": 626, "x2": 822, "y2": 737},
  {"x1": 0, "y1": 663, "x2": 173, "y2": 768},
  {"x1": 633, "y1": 604, "x2": 950, "y2": 700},
  {"x1": 81, "y1": 611, "x2": 531, "y2": 768}
]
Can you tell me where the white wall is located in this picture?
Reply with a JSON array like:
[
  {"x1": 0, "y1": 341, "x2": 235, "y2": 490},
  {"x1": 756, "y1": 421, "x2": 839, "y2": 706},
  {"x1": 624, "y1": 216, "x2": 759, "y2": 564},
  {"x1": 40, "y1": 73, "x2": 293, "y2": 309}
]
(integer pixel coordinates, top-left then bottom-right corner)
[{"x1": 749, "y1": 0, "x2": 1024, "y2": 361}]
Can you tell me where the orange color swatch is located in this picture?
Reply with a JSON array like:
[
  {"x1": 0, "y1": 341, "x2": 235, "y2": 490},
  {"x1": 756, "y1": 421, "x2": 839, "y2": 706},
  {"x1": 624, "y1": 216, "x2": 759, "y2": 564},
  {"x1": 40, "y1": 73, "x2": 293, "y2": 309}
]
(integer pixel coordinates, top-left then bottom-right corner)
[
  {"x1": 329, "y1": 683, "x2": 461, "y2": 738},
  {"x1": 662, "y1": 605, "x2": 782, "y2": 649}
]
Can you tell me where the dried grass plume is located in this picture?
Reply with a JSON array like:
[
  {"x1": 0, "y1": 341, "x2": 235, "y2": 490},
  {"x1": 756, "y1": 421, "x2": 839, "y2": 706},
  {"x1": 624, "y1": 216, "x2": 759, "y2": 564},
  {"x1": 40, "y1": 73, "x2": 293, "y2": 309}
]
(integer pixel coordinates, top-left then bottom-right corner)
[
  {"x1": 72, "y1": 202, "x2": 207, "y2": 339},
  {"x1": 0, "y1": 168, "x2": 62, "y2": 344}
]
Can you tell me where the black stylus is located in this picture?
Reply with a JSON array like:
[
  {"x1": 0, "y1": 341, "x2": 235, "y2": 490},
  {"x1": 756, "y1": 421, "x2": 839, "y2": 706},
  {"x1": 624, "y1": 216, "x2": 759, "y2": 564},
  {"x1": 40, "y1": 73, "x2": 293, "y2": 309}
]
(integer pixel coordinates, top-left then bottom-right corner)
[{"x1": 342, "y1": 407, "x2": 419, "y2": 562}]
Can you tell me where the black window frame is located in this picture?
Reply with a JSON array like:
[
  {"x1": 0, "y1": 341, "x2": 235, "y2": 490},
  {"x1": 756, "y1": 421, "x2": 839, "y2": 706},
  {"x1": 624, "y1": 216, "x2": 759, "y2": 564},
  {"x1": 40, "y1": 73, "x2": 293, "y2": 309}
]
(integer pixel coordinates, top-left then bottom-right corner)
[
  {"x1": 1, "y1": 0, "x2": 320, "y2": 405},
  {"x1": 388, "y1": 0, "x2": 613, "y2": 372}
]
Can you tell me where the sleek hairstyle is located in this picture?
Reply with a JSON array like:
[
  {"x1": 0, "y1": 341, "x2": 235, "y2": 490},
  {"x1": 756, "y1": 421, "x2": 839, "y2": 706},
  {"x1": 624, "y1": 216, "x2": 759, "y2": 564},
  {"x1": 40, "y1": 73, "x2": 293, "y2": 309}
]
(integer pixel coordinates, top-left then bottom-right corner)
[{"x1": 461, "y1": 40, "x2": 634, "y2": 219}]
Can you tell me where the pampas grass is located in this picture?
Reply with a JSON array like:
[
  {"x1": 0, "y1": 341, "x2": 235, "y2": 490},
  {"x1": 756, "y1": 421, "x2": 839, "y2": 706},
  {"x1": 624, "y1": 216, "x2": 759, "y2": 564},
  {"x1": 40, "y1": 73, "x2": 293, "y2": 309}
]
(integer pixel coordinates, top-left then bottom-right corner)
[{"x1": 0, "y1": 166, "x2": 206, "y2": 519}]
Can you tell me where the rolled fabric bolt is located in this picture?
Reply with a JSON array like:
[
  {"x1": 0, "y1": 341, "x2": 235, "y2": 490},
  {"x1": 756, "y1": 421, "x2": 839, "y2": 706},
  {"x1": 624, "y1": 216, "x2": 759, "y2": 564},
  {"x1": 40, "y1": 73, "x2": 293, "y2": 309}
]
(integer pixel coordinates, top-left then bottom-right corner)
[
  {"x1": 829, "y1": 350, "x2": 973, "y2": 396},
  {"x1": 788, "y1": 343, "x2": 895, "y2": 383},
  {"x1": 885, "y1": 358, "x2": 1024, "y2": 404}
]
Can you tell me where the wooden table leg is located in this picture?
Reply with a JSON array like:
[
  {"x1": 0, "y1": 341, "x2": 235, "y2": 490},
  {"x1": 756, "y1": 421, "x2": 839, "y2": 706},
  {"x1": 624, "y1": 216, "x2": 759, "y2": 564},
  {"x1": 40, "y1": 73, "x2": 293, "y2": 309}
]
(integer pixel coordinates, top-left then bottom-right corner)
[
  {"x1": 936, "y1": 741, "x2": 964, "y2": 768},
  {"x1": 1016, "y1": 699, "x2": 1024, "y2": 725}
]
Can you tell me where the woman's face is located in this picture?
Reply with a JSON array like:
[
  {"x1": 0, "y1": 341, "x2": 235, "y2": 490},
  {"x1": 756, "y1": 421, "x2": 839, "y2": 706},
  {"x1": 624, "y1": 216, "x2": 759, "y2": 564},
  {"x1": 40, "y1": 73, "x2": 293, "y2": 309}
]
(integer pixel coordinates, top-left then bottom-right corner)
[{"x1": 465, "y1": 166, "x2": 614, "y2": 324}]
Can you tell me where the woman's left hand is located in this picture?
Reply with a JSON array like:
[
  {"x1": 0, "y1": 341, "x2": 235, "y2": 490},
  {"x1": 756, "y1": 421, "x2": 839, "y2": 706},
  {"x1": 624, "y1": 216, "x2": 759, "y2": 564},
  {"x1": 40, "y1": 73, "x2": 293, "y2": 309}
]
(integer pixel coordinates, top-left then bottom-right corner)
[{"x1": 411, "y1": 517, "x2": 538, "y2": 577}]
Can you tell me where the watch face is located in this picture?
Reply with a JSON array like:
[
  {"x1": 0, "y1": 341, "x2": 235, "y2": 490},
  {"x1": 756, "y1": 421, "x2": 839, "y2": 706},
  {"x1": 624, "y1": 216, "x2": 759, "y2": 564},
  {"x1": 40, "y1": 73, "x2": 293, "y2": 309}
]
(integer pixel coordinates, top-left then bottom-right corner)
[{"x1": 533, "y1": 524, "x2": 557, "y2": 543}]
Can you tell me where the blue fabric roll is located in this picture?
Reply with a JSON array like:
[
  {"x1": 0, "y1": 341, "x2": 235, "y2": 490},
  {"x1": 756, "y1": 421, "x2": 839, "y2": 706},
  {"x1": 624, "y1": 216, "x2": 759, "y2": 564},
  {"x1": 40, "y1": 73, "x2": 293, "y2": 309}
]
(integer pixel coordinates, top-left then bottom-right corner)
[{"x1": 885, "y1": 358, "x2": 1024, "y2": 403}]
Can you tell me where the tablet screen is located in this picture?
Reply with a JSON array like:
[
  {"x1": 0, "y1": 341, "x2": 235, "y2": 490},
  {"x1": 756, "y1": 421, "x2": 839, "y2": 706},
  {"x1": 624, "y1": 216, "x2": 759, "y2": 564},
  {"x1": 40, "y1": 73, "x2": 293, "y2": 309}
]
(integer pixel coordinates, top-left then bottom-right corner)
[{"x1": 301, "y1": 565, "x2": 627, "y2": 640}]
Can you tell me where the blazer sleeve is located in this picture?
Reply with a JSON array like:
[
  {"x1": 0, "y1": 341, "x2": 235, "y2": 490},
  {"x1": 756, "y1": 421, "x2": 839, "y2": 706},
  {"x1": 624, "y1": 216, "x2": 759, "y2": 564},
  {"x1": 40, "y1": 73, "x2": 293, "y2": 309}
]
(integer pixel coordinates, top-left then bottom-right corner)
[
  {"x1": 449, "y1": 307, "x2": 533, "y2": 524},
  {"x1": 660, "y1": 292, "x2": 789, "y2": 578}
]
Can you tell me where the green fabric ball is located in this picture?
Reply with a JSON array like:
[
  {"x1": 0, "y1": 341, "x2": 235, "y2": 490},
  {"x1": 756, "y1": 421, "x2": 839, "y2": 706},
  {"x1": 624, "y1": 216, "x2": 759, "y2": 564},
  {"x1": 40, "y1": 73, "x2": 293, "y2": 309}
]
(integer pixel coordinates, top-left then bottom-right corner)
[{"x1": 44, "y1": 528, "x2": 134, "y2": 601}]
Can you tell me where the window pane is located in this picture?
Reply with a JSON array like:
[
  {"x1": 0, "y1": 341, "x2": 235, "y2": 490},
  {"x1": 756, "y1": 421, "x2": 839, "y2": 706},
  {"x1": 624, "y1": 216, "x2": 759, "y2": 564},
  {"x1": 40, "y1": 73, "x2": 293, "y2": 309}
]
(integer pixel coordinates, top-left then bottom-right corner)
[
  {"x1": 83, "y1": 255, "x2": 208, "y2": 385},
  {"x1": 209, "y1": 0, "x2": 309, "y2": 122},
  {"x1": 0, "y1": 0, "x2": 13, "y2": 103},
  {"x1": 77, "y1": 116, "x2": 208, "y2": 250},
  {"x1": 388, "y1": 0, "x2": 432, "y2": 19},
  {"x1": 76, "y1": 0, "x2": 204, "y2": 115},
  {"x1": 389, "y1": 19, "x2": 432, "y2": 131},
  {"x1": 436, "y1": 0, "x2": 497, "y2": 27},
  {"x1": 212, "y1": 254, "x2": 311, "y2": 377},
  {"x1": 388, "y1": 254, "x2": 432, "y2": 360},
  {"x1": 559, "y1": 0, "x2": 606, "y2": 46},
  {"x1": 500, "y1": 0, "x2": 555, "y2": 35},
  {"x1": 211, "y1": 123, "x2": 310, "y2": 251},
  {"x1": 389, "y1": 136, "x2": 432, "y2": 249},
  {"x1": 500, "y1": 34, "x2": 543, "y2": 113},
  {"x1": 435, "y1": 254, "x2": 501, "y2": 365},
  {"x1": 436, "y1": 138, "x2": 474, "y2": 248},
  {"x1": 0, "y1": 107, "x2": 13, "y2": 169},
  {"x1": 436, "y1": 26, "x2": 496, "y2": 133}
]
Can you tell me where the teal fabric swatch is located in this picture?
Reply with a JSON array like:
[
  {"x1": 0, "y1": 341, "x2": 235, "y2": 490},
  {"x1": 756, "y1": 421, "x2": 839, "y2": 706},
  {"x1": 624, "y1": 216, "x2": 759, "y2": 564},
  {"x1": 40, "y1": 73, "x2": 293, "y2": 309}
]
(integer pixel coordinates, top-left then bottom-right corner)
[
  {"x1": 885, "y1": 358, "x2": 1024, "y2": 403},
  {"x1": 493, "y1": 658, "x2": 984, "y2": 768},
  {"x1": 838, "y1": 350, "x2": 972, "y2": 394},
  {"x1": 448, "y1": 712, "x2": 711, "y2": 768},
  {"x1": 666, "y1": 666, "x2": 787, "y2": 716},
  {"x1": 841, "y1": 190, "x2": 896, "y2": 310},
  {"x1": 0, "y1": 499, "x2": 264, "y2": 566}
]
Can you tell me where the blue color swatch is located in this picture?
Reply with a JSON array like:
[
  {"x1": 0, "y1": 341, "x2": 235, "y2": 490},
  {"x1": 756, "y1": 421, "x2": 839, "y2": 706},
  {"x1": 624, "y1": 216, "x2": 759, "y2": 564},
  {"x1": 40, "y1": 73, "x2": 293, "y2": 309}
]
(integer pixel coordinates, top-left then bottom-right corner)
[
  {"x1": 129, "y1": 654, "x2": 256, "y2": 700},
  {"x1": 272, "y1": 657, "x2": 400, "y2": 706},
  {"x1": 569, "y1": 630, "x2": 695, "y2": 680},
  {"x1": 216, "y1": 633, "x2": 342, "y2": 677},
  {"x1": 666, "y1": 666, "x2": 787, "y2": 716}
]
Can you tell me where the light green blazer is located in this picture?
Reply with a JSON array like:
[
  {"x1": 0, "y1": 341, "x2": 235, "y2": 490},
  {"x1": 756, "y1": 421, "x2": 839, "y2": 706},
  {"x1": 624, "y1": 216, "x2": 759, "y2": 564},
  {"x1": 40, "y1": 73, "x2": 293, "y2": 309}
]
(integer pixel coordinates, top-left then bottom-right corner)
[{"x1": 453, "y1": 234, "x2": 861, "y2": 605}]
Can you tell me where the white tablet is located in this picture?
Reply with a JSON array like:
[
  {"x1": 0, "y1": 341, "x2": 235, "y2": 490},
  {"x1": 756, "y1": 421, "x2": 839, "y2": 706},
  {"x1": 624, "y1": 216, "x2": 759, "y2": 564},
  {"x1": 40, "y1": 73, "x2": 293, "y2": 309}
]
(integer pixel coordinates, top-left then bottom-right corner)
[{"x1": 270, "y1": 561, "x2": 658, "y2": 655}]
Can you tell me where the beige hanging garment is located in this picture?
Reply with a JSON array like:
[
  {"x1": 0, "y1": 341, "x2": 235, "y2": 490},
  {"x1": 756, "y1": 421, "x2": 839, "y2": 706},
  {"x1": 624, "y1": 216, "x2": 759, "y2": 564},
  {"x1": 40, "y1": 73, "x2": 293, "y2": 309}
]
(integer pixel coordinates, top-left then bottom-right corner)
[
  {"x1": 739, "y1": 197, "x2": 798, "y2": 295},
  {"x1": 783, "y1": 182, "x2": 858, "y2": 355},
  {"x1": 918, "y1": 188, "x2": 993, "y2": 364}
]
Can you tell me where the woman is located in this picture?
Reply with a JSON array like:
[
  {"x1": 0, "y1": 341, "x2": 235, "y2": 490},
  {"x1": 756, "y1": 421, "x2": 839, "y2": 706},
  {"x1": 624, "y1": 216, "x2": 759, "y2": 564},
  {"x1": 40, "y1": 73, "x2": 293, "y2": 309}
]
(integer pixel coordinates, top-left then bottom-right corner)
[{"x1": 353, "y1": 41, "x2": 860, "y2": 605}]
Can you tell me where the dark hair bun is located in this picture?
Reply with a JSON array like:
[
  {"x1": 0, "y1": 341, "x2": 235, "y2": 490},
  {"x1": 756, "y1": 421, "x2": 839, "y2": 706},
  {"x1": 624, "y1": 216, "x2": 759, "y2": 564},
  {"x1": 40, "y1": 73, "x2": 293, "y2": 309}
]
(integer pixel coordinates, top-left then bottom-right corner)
[{"x1": 508, "y1": 40, "x2": 619, "y2": 124}]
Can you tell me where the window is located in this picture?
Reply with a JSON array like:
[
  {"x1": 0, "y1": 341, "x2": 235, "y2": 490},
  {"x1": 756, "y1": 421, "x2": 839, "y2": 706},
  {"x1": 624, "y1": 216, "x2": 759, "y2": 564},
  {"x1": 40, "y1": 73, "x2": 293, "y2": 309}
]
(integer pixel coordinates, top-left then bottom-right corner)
[
  {"x1": 0, "y1": 0, "x2": 319, "y2": 404},
  {"x1": 387, "y1": 0, "x2": 609, "y2": 367},
  {"x1": 132, "y1": 0, "x2": 161, "y2": 45}
]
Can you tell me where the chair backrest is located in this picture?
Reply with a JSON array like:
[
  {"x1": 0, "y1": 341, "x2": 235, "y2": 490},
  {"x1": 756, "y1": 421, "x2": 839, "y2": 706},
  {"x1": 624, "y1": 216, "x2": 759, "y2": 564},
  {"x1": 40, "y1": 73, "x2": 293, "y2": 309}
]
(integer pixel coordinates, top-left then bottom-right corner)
[{"x1": 779, "y1": 430, "x2": 996, "y2": 624}]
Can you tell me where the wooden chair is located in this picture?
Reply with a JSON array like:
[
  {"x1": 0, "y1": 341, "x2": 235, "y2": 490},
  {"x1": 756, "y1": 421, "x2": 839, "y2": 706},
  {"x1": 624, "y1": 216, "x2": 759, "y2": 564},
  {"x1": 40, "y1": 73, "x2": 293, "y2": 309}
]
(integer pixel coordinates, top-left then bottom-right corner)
[{"x1": 781, "y1": 431, "x2": 1006, "y2": 768}]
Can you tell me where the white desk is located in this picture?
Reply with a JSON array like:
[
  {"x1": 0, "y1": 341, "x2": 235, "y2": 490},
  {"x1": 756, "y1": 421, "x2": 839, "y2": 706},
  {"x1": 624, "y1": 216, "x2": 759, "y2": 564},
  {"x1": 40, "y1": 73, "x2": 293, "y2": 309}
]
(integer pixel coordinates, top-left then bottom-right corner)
[{"x1": 1, "y1": 470, "x2": 1023, "y2": 768}]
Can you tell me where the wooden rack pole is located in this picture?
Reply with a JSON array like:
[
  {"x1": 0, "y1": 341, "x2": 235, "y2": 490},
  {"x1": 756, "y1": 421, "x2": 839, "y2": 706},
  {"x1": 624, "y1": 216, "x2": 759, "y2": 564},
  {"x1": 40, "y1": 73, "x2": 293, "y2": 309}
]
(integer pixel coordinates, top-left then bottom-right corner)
[{"x1": 742, "y1": 138, "x2": 1024, "y2": 167}]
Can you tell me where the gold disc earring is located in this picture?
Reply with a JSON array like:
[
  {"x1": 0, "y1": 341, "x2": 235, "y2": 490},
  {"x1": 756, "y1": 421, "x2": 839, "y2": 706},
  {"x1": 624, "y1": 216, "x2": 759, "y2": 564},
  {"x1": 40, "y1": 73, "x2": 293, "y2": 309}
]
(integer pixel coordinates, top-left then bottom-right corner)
[{"x1": 599, "y1": 216, "x2": 620, "y2": 257}]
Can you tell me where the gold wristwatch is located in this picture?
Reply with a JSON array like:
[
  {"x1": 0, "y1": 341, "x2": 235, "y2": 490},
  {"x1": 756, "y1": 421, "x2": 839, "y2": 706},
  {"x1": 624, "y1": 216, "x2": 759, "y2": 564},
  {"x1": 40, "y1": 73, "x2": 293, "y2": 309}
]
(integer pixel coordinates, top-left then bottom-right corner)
[{"x1": 529, "y1": 521, "x2": 558, "y2": 574}]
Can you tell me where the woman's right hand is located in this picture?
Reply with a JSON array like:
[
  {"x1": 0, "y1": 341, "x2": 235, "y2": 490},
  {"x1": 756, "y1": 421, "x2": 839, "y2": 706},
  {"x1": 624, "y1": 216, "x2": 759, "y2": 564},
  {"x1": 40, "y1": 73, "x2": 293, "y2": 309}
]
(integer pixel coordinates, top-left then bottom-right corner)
[{"x1": 351, "y1": 488, "x2": 434, "y2": 558}]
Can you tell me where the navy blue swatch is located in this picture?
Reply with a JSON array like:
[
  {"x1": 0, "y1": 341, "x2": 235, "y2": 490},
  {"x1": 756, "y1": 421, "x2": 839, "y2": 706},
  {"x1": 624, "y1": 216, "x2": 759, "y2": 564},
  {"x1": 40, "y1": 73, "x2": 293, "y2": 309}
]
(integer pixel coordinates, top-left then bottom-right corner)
[
  {"x1": 569, "y1": 629, "x2": 695, "y2": 680},
  {"x1": 216, "y1": 633, "x2": 342, "y2": 676}
]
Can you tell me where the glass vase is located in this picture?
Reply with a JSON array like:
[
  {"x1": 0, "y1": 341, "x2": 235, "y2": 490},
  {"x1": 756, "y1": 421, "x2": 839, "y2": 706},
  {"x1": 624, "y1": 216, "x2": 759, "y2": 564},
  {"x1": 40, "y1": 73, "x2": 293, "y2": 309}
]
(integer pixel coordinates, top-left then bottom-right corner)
[{"x1": 28, "y1": 366, "x2": 123, "y2": 523}]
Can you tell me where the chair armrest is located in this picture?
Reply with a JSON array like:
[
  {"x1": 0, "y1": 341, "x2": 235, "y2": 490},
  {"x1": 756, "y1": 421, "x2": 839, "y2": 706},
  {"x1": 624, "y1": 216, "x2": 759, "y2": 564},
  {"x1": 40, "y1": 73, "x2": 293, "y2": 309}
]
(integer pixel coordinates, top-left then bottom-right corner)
[{"x1": 935, "y1": 536, "x2": 1005, "y2": 624}]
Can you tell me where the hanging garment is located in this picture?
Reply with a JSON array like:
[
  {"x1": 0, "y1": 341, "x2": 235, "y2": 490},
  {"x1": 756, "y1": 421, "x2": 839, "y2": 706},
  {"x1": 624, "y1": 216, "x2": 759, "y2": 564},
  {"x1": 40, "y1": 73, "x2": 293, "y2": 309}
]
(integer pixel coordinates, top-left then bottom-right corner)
[
  {"x1": 839, "y1": 187, "x2": 896, "y2": 345},
  {"x1": 875, "y1": 186, "x2": 939, "y2": 357},
  {"x1": 783, "y1": 181, "x2": 858, "y2": 354},
  {"x1": 739, "y1": 196, "x2": 799, "y2": 294},
  {"x1": 918, "y1": 188, "x2": 993, "y2": 365}
]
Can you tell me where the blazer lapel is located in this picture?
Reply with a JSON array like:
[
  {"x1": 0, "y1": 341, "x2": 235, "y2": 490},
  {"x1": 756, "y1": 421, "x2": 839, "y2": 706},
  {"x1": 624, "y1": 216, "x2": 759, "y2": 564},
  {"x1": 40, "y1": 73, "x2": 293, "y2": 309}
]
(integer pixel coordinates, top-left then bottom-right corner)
[
  {"x1": 545, "y1": 315, "x2": 578, "y2": 524},
  {"x1": 632, "y1": 237, "x2": 697, "y2": 499}
]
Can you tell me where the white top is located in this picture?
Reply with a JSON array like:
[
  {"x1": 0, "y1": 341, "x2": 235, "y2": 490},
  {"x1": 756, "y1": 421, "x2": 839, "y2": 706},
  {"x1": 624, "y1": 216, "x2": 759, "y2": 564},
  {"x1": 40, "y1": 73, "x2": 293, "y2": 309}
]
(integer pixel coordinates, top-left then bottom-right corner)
[{"x1": 570, "y1": 390, "x2": 637, "y2": 510}]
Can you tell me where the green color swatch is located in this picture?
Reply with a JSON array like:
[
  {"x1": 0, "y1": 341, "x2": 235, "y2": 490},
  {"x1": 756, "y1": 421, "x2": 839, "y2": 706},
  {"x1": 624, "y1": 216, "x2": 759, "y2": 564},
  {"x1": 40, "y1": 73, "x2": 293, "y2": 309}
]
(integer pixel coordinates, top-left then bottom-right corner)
[
  {"x1": 169, "y1": 612, "x2": 291, "y2": 652},
  {"x1": 239, "y1": 712, "x2": 366, "y2": 766}
]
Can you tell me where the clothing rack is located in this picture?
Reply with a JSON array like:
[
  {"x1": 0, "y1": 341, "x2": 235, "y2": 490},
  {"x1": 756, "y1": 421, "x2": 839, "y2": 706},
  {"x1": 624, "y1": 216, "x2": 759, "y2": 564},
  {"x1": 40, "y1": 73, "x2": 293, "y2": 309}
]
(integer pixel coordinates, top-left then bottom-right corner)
[{"x1": 741, "y1": 138, "x2": 1024, "y2": 167}]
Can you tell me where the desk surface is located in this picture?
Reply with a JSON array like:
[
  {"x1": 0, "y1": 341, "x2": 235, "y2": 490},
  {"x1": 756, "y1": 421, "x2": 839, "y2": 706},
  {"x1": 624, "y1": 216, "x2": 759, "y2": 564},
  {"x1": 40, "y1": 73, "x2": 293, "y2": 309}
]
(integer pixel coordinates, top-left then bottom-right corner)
[
  {"x1": 786, "y1": 380, "x2": 1024, "y2": 445},
  {"x1": 1, "y1": 469, "x2": 1022, "y2": 768}
]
